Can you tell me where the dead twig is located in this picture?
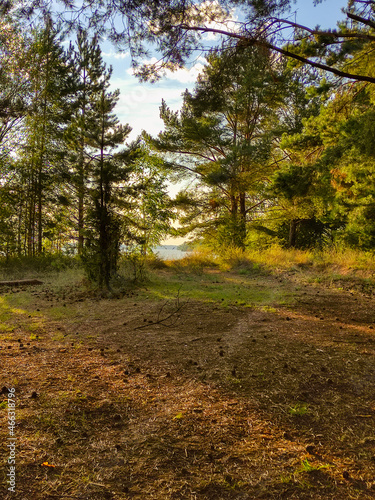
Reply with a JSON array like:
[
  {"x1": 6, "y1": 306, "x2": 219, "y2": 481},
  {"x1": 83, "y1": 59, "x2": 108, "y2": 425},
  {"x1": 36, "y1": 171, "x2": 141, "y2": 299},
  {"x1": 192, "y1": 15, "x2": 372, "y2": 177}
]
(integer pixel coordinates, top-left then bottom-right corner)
[{"x1": 135, "y1": 287, "x2": 189, "y2": 329}]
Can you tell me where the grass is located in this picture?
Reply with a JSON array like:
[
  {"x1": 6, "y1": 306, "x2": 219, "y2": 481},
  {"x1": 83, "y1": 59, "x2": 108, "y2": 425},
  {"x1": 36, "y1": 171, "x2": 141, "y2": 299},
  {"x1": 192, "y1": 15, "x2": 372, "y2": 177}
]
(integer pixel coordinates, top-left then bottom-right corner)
[
  {"x1": 299, "y1": 459, "x2": 332, "y2": 473},
  {"x1": 217, "y1": 245, "x2": 375, "y2": 275},
  {"x1": 155, "y1": 246, "x2": 375, "y2": 298},
  {"x1": 289, "y1": 402, "x2": 309, "y2": 417},
  {"x1": 2, "y1": 246, "x2": 373, "y2": 293},
  {"x1": 143, "y1": 267, "x2": 288, "y2": 309},
  {"x1": 139, "y1": 245, "x2": 375, "y2": 314},
  {"x1": 153, "y1": 244, "x2": 375, "y2": 279},
  {"x1": 0, "y1": 254, "x2": 80, "y2": 280}
]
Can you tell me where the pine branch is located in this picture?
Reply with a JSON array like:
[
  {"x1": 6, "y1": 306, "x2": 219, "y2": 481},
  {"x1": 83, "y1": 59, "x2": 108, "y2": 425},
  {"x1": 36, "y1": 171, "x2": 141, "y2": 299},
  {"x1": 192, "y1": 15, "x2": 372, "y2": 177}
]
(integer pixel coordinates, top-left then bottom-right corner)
[{"x1": 176, "y1": 24, "x2": 375, "y2": 84}]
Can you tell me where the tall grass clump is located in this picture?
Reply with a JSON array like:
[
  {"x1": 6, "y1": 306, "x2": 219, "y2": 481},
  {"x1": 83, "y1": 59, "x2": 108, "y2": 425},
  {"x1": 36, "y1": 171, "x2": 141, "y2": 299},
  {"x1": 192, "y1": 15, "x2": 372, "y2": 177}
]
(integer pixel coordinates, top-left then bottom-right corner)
[
  {"x1": 167, "y1": 247, "x2": 219, "y2": 274},
  {"x1": 312, "y1": 247, "x2": 375, "y2": 273},
  {"x1": 123, "y1": 242, "x2": 375, "y2": 283},
  {"x1": 218, "y1": 245, "x2": 314, "y2": 272},
  {"x1": 219, "y1": 246, "x2": 261, "y2": 272},
  {"x1": 250, "y1": 246, "x2": 314, "y2": 270},
  {"x1": 235, "y1": 245, "x2": 375, "y2": 275}
]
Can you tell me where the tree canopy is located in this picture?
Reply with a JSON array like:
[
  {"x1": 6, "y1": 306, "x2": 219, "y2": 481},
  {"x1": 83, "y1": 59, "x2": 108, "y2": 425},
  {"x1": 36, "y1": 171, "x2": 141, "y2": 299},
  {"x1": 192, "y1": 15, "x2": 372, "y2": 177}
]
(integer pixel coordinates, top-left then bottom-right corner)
[
  {"x1": 1, "y1": 0, "x2": 375, "y2": 277},
  {"x1": 7, "y1": 0, "x2": 375, "y2": 84}
]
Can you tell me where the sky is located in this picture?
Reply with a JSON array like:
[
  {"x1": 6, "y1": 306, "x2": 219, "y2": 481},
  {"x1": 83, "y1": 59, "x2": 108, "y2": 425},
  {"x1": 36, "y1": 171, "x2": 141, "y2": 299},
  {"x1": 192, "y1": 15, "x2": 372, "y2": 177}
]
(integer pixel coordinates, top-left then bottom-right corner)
[{"x1": 100, "y1": 0, "x2": 348, "y2": 244}]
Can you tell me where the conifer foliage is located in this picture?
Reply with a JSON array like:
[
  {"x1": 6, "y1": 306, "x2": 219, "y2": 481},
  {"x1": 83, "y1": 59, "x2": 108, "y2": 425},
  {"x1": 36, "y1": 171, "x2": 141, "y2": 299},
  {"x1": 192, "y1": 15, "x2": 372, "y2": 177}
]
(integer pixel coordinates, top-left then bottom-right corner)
[
  {"x1": 0, "y1": 18, "x2": 169, "y2": 288},
  {"x1": 1, "y1": 0, "x2": 375, "y2": 267}
]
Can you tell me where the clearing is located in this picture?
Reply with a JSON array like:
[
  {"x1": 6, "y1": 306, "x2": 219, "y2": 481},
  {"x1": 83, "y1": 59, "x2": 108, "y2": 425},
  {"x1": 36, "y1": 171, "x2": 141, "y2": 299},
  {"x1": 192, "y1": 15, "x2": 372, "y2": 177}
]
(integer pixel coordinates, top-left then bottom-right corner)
[{"x1": 0, "y1": 262, "x2": 374, "y2": 499}]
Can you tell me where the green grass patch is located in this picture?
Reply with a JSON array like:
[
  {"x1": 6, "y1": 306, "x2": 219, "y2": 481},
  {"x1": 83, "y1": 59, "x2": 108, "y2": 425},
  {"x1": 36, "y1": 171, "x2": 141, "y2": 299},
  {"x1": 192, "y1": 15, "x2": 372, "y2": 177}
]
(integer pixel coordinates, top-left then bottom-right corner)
[
  {"x1": 0, "y1": 254, "x2": 80, "y2": 280},
  {"x1": 299, "y1": 459, "x2": 332, "y2": 473},
  {"x1": 0, "y1": 295, "x2": 31, "y2": 328},
  {"x1": 144, "y1": 268, "x2": 290, "y2": 308},
  {"x1": 289, "y1": 402, "x2": 309, "y2": 416}
]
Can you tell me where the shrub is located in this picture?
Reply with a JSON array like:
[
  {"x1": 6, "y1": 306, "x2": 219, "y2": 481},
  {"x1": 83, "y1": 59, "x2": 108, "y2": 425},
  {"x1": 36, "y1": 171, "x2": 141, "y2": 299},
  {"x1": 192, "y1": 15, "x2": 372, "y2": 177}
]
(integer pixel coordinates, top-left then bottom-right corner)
[{"x1": 0, "y1": 254, "x2": 80, "y2": 279}]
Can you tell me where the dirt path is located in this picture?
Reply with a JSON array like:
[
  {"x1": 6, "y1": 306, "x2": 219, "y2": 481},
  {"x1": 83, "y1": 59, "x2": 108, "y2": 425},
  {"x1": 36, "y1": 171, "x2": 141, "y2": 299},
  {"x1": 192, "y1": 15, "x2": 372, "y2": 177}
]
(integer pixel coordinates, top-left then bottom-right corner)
[{"x1": 0, "y1": 270, "x2": 374, "y2": 499}]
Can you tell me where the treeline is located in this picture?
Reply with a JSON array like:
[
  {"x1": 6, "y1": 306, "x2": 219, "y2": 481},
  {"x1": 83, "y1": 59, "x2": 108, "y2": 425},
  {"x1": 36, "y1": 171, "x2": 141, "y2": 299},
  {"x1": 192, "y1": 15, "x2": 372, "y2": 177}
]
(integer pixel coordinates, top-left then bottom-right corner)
[
  {"x1": 145, "y1": 44, "x2": 375, "y2": 252},
  {"x1": 1, "y1": 3, "x2": 375, "y2": 289},
  {"x1": 0, "y1": 17, "x2": 174, "y2": 286}
]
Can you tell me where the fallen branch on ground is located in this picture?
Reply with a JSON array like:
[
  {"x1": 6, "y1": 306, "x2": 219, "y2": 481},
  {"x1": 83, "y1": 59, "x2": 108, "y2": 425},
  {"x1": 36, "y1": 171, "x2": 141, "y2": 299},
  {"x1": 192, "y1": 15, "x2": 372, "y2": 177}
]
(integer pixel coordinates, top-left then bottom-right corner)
[
  {"x1": 0, "y1": 279, "x2": 43, "y2": 286},
  {"x1": 135, "y1": 287, "x2": 189, "y2": 329}
]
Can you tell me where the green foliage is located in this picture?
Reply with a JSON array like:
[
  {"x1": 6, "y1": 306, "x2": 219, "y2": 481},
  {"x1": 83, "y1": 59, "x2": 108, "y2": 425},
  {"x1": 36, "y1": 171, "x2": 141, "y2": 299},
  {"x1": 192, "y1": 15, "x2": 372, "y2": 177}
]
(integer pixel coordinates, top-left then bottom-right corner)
[
  {"x1": 147, "y1": 45, "x2": 288, "y2": 249},
  {"x1": 81, "y1": 211, "x2": 122, "y2": 288},
  {"x1": 64, "y1": 29, "x2": 113, "y2": 255},
  {"x1": 312, "y1": 95, "x2": 375, "y2": 249},
  {"x1": 3, "y1": 0, "x2": 375, "y2": 265},
  {"x1": 118, "y1": 250, "x2": 149, "y2": 283},
  {"x1": 125, "y1": 151, "x2": 177, "y2": 255},
  {"x1": 0, "y1": 254, "x2": 80, "y2": 279},
  {"x1": 81, "y1": 82, "x2": 137, "y2": 289},
  {"x1": 272, "y1": 164, "x2": 315, "y2": 201}
]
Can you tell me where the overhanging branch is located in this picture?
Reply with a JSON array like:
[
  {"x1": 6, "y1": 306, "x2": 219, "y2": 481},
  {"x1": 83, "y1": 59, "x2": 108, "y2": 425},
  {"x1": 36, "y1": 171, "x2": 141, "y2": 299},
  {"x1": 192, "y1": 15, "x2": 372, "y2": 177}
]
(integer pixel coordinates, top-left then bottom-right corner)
[
  {"x1": 176, "y1": 24, "x2": 375, "y2": 84},
  {"x1": 347, "y1": 12, "x2": 375, "y2": 30}
]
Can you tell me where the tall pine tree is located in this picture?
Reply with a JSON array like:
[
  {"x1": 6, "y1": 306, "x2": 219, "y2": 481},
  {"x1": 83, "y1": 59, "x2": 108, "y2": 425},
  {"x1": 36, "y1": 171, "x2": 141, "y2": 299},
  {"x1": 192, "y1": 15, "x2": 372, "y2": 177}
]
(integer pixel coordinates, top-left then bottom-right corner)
[
  {"x1": 82, "y1": 75, "x2": 138, "y2": 289},
  {"x1": 147, "y1": 45, "x2": 286, "y2": 248},
  {"x1": 20, "y1": 20, "x2": 73, "y2": 255}
]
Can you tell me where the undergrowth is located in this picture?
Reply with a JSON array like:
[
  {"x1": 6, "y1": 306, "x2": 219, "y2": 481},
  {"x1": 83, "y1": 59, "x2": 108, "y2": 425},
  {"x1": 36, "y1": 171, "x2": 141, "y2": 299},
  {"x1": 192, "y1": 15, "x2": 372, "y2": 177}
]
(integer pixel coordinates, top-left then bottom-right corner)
[
  {"x1": 159, "y1": 245, "x2": 375, "y2": 277},
  {"x1": 0, "y1": 254, "x2": 80, "y2": 280}
]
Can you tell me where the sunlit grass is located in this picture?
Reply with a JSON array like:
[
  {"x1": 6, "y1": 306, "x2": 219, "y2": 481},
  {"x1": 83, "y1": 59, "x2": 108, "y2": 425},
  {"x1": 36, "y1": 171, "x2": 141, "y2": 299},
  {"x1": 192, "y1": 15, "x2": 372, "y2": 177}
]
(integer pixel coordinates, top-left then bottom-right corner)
[
  {"x1": 0, "y1": 296, "x2": 30, "y2": 324},
  {"x1": 145, "y1": 267, "x2": 290, "y2": 308},
  {"x1": 165, "y1": 247, "x2": 219, "y2": 274},
  {"x1": 312, "y1": 247, "x2": 375, "y2": 272},
  {"x1": 298, "y1": 459, "x2": 332, "y2": 473},
  {"x1": 164, "y1": 245, "x2": 375, "y2": 280}
]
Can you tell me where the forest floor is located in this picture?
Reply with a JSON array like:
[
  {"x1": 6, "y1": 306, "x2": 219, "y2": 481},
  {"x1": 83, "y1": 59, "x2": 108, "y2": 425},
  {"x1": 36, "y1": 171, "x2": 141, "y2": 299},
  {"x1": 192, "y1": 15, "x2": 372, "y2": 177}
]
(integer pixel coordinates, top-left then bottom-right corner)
[{"x1": 0, "y1": 259, "x2": 375, "y2": 499}]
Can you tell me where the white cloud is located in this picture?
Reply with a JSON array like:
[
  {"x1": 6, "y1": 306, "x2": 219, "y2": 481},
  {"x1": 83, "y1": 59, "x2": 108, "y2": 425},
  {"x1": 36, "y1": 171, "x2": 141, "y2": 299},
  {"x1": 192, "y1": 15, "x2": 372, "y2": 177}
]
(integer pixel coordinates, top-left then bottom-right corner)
[
  {"x1": 182, "y1": 1, "x2": 240, "y2": 41},
  {"x1": 108, "y1": 56, "x2": 208, "y2": 138},
  {"x1": 110, "y1": 76, "x2": 190, "y2": 139},
  {"x1": 102, "y1": 51, "x2": 130, "y2": 60},
  {"x1": 165, "y1": 61, "x2": 206, "y2": 83}
]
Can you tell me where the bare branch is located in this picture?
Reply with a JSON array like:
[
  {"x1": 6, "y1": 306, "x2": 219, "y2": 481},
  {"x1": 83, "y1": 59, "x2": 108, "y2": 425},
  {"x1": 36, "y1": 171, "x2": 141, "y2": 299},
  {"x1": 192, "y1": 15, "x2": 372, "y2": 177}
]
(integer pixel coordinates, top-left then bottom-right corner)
[
  {"x1": 346, "y1": 11, "x2": 375, "y2": 30},
  {"x1": 176, "y1": 24, "x2": 375, "y2": 84}
]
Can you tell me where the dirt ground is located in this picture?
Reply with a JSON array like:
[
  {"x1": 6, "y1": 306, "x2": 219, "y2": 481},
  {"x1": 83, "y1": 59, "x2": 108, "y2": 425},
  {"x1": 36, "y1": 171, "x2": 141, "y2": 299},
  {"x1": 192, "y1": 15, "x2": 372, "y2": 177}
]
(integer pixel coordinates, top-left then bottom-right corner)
[{"x1": 0, "y1": 266, "x2": 375, "y2": 499}]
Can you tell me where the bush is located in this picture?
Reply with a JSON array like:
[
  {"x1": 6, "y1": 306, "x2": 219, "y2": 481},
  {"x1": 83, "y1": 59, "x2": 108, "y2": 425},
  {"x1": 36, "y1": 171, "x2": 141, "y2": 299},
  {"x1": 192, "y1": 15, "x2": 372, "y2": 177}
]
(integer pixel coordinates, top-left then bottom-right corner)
[
  {"x1": 118, "y1": 252, "x2": 149, "y2": 283},
  {"x1": 0, "y1": 254, "x2": 80, "y2": 279}
]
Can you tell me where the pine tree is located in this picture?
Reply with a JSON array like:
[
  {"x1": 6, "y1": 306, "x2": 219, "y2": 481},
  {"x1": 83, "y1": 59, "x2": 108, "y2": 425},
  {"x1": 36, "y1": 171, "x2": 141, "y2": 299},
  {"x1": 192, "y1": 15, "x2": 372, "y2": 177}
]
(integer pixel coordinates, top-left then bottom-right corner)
[
  {"x1": 12, "y1": 1, "x2": 375, "y2": 85},
  {"x1": 147, "y1": 45, "x2": 286, "y2": 248},
  {"x1": 20, "y1": 20, "x2": 73, "y2": 255},
  {"x1": 65, "y1": 29, "x2": 110, "y2": 254},
  {"x1": 128, "y1": 150, "x2": 176, "y2": 255},
  {"x1": 82, "y1": 77, "x2": 137, "y2": 289},
  {"x1": 267, "y1": 75, "x2": 336, "y2": 248}
]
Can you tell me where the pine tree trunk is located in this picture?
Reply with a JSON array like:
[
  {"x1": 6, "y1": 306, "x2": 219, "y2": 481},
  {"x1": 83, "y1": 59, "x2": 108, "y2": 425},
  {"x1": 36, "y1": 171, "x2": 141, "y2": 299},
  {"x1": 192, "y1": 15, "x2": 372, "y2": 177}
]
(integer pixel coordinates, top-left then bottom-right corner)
[
  {"x1": 239, "y1": 191, "x2": 247, "y2": 249},
  {"x1": 37, "y1": 166, "x2": 43, "y2": 254},
  {"x1": 77, "y1": 171, "x2": 85, "y2": 254},
  {"x1": 289, "y1": 219, "x2": 299, "y2": 248}
]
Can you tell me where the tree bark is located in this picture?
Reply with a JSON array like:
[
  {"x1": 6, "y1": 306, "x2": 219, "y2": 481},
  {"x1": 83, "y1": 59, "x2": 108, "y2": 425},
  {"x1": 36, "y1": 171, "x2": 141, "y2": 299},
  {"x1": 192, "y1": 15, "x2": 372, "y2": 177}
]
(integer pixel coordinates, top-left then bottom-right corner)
[{"x1": 288, "y1": 219, "x2": 299, "y2": 248}]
